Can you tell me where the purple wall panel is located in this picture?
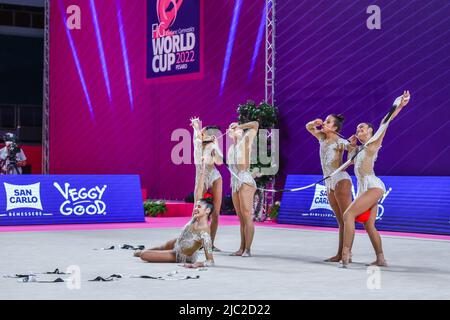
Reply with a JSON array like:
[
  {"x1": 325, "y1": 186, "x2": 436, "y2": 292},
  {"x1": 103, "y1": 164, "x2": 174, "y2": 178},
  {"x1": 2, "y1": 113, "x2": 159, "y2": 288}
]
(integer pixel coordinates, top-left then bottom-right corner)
[{"x1": 276, "y1": 0, "x2": 450, "y2": 177}]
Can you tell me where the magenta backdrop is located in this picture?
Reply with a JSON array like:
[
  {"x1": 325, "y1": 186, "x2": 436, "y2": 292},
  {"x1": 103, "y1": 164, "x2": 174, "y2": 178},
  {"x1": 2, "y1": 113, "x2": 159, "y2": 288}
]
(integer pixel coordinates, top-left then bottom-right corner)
[{"x1": 50, "y1": 0, "x2": 265, "y2": 199}]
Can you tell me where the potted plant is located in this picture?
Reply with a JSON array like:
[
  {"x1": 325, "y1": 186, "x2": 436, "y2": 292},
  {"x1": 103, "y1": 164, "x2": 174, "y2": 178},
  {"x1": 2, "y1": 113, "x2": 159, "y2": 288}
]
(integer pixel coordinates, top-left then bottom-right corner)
[{"x1": 143, "y1": 200, "x2": 167, "y2": 217}]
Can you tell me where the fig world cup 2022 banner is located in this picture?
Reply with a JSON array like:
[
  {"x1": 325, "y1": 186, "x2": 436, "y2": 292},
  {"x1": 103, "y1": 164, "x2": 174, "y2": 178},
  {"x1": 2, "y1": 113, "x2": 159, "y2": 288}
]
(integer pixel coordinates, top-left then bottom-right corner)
[{"x1": 147, "y1": 0, "x2": 202, "y2": 79}]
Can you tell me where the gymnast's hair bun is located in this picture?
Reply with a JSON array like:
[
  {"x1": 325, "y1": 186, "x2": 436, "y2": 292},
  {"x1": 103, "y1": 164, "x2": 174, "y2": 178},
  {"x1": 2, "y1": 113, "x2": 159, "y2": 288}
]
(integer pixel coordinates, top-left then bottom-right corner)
[
  {"x1": 330, "y1": 114, "x2": 345, "y2": 133},
  {"x1": 205, "y1": 125, "x2": 220, "y2": 131},
  {"x1": 335, "y1": 114, "x2": 345, "y2": 122}
]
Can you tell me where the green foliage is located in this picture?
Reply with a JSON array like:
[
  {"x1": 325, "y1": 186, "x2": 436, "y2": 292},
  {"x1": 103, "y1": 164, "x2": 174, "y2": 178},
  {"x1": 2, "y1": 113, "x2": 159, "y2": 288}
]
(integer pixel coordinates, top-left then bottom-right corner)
[
  {"x1": 269, "y1": 201, "x2": 281, "y2": 220},
  {"x1": 143, "y1": 200, "x2": 167, "y2": 217},
  {"x1": 202, "y1": 195, "x2": 213, "y2": 204},
  {"x1": 237, "y1": 100, "x2": 278, "y2": 129}
]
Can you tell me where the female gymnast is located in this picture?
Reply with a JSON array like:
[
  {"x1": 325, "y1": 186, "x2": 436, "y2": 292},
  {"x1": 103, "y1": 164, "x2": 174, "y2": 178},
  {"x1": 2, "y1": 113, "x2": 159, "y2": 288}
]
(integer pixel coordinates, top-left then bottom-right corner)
[
  {"x1": 190, "y1": 117, "x2": 223, "y2": 251},
  {"x1": 341, "y1": 90, "x2": 411, "y2": 267},
  {"x1": 306, "y1": 114, "x2": 353, "y2": 262},
  {"x1": 135, "y1": 157, "x2": 215, "y2": 268},
  {"x1": 227, "y1": 121, "x2": 259, "y2": 257}
]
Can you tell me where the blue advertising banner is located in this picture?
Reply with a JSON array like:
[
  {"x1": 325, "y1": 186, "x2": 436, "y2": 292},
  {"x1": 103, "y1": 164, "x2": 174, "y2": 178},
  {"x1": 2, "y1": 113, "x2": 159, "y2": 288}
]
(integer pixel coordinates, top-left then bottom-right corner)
[
  {"x1": 278, "y1": 175, "x2": 450, "y2": 235},
  {"x1": 147, "y1": 0, "x2": 202, "y2": 79},
  {"x1": 0, "y1": 175, "x2": 144, "y2": 226}
]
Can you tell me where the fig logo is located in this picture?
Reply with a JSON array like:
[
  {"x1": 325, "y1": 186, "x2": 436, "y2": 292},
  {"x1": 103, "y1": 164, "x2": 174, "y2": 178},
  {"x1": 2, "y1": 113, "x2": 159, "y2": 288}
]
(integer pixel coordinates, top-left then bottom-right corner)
[
  {"x1": 154, "y1": 0, "x2": 184, "y2": 37},
  {"x1": 310, "y1": 184, "x2": 332, "y2": 211},
  {"x1": 4, "y1": 183, "x2": 43, "y2": 211}
]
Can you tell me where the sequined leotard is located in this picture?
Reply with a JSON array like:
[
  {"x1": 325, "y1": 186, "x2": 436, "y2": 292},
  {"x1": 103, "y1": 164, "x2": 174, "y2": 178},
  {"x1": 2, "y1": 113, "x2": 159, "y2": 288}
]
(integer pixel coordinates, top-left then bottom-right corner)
[
  {"x1": 193, "y1": 135, "x2": 222, "y2": 197},
  {"x1": 352, "y1": 145, "x2": 386, "y2": 197},
  {"x1": 173, "y1": 218, "x2": 214, "y2": 265},
  {"x1": 227, "y1": 137, "x2": 256, "y2": 193},
  {"x1": 319, "y1": 137, "x2": 352, "y2": 192}
]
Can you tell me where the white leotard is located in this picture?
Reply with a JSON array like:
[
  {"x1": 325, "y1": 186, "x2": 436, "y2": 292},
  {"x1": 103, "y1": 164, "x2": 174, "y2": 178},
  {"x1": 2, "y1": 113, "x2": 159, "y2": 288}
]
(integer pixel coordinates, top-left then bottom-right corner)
[
  {"x1": 193, "y1": 135, "x2": 222, "y2": 197},
  {"x1": 173, "y1": 218, "x2": 213, "y2": 264},
  {"x1": 319, "y1": 137, "x2": 352, "y2": 192},
  {"x1": 352, "y1": 145, "x2": 386, "y2": 197},
  {"x1": 227, "y1": 138, "x2": 256, "y2": 193}
]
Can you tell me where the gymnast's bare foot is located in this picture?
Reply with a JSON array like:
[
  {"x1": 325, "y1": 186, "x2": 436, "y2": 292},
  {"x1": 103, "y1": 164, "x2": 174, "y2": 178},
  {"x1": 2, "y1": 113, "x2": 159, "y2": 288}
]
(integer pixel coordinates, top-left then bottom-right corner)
[
  {"x1": 341, "y1": 247, "x2": 351, "y2": 268},
  {"x1": 324, "y1": 255, "x2": 341, "y2": 262},
  {"x1": 133, "y1": 250, "x2": 142, "y2": 257},
  {"x1": 326, "y1": 252, "x2": 352, "y2": 263},
  {"x1": 242, "y1": 249, "x2": 252, "y2": 257},
  {"x1": 368, "y1": 254, "x2": 387, "y2": 267},
  {"x1": 241, "y1": 249, "x2": 251, "y2": 257},
  {"x1": 230, "y1": 250, "x2": 244, "y2": 256}
]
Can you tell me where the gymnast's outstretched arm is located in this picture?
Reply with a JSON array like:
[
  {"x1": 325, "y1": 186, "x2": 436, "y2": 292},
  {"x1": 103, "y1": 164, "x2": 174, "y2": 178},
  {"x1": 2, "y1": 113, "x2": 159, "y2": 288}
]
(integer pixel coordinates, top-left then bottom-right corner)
[
  {"x1": 201, "y1": 232, "x2": 215, "y2": 267},
  {"x1": 194, "y1": 158, "x2": 207, "y2": 203},
  {"x1": 370, "y1": 90, "x2": 410, "y2": 148},
  {"x1": 190, "y1": 116, "x2": 202, "y2": 140},
  {"x1": 191, "y1": 117, "x2": 204, "y2": 203}
]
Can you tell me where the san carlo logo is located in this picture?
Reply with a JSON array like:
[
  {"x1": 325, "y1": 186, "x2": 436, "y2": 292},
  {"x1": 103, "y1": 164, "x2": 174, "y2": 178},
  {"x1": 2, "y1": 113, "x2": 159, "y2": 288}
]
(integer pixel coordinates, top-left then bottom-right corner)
[
  {"x1": 308, "y1": 184, "x2": 392, "y2": 221},
  {"x1": 53, "y1": 182, "x2": 107, "y2": 216},
  {"x1": 310, "y1": 184, "x2": 331, "y2": 211},
  {"x1": 3, "y1": 183, "x2": 43, "y2": 211}
]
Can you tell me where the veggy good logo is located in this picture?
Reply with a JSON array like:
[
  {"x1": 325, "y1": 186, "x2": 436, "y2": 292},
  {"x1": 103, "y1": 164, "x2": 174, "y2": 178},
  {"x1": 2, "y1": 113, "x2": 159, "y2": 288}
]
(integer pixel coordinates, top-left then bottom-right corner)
[
  {"x1": 4, "y1": 183, "x2": 43, "y2": 211},
  {"x1": 53, "y1": 182, "x2": 107, "y2": 216}
]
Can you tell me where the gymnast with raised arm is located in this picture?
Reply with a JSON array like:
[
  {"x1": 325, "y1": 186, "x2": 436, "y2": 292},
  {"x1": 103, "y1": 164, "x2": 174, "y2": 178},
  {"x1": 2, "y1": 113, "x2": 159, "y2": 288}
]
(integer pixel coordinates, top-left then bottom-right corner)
[
  {"x1": 134, "y1": 157, "x2": 215, "y2": 268},
  {"x1": 190, "y1": 117, "x2": 224, "y2": 251},
  {"x1": 227, "y1": 121, "x2": 259, "y2": 257},
  {"x1": 341, "y1": 90, "x2": 411, "y2": 267},
  {"x1": 306, "y1": 114, "x2": 353, "y2": 262}
]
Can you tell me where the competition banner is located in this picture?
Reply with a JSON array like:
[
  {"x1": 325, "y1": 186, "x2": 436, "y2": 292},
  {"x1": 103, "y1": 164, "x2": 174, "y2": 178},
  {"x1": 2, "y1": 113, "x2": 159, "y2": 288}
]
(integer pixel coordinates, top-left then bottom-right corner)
[
  {"x1": 0, "y1": 175, "x2": 144, "y2": 226},
  {"x1": 278, "y1": 175, "x2": 450, "y2": 235},
  {"x1": 147, "y1": 0, "x2": 202, "y2": 79}
]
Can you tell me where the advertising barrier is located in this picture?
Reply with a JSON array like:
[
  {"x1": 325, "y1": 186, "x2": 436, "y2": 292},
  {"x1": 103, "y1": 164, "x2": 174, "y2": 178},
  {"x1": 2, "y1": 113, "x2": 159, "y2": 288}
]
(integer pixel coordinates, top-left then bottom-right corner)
[
  {"x1": 278, "y1": 175, "x2": 450, "y2": 235},
  {"x1": 0, "y1": 175, "x2": 144, "y2": 226}
]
